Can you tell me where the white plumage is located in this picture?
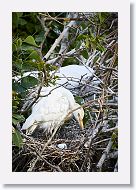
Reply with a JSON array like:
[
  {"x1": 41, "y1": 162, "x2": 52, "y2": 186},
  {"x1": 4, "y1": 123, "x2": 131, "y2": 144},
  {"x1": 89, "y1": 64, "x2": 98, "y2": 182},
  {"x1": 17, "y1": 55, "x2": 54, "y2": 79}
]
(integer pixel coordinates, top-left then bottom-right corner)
[
  {"x1": 13, "y1": 65, "x2": 97, "y2": 89},
  {"x1": 22, "y1": 86, "x2": 84, "y2": 135},
  {"x1": 15, "y1": 65, "x2": 95, "y2": 134},
  {"x1": 52, "y1": 64, "x2": 95, "y2": 89}
]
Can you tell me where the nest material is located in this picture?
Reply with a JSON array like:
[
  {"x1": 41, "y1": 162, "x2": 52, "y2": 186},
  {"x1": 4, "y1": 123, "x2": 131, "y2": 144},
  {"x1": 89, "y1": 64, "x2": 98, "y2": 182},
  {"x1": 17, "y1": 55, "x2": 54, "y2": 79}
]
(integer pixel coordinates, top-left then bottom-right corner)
[{"x1": 12, "y1": 121, "x2": 118, "y2": 172}]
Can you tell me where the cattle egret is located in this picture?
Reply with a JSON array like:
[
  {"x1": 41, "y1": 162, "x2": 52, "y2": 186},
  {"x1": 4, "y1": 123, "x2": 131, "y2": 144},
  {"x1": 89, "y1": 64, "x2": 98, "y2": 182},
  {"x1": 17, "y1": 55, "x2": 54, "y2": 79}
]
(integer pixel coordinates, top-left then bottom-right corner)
[
  {"x1": 13, "y1": 65, "x2": 97, "y2": 89},
  {"x1": 22, "y1": 86, "x2": 84, "y2": 135},
  {"x1": 52, "y1": 64, "x2": 95, "y2": 89}
]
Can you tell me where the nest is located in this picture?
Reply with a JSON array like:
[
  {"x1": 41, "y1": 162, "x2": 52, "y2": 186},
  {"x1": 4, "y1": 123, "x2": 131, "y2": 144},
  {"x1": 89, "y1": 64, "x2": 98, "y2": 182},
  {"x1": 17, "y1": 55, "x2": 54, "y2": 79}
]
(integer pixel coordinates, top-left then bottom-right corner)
[{"x1": 12, "y1": 121, "x2": 118, "y2": 172}]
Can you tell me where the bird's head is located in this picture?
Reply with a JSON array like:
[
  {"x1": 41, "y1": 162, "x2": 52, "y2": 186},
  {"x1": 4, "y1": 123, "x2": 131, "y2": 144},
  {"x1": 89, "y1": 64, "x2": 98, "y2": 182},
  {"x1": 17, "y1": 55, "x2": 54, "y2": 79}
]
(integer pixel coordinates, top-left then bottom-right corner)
[{"x1": 73, "y1": 103, "x2": 84, "y2": 130}]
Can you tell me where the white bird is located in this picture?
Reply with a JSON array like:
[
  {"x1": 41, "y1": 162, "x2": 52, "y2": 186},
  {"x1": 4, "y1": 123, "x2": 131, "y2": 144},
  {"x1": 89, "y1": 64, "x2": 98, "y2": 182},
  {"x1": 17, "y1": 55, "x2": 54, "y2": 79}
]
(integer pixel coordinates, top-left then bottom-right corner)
[
  {"x1": 13, "y1": 65, "x2": 97, "y2": 89},
  {"x1": 14, "y1": 65, "x2": 97, "y2": 111},
  {"x1": 51, "y1": 64, "x2": 95, "y2": 89},
  {"x1": 22, "y1": 86, "x2": 84, "y2": 135}
]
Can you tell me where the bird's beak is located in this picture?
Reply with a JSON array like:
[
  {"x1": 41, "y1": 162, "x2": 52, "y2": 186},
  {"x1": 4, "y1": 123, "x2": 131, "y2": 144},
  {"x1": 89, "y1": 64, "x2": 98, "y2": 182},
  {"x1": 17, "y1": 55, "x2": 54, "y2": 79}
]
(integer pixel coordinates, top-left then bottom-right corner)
[{"x1": 79, "y1": 117, "x2": 84, "y2": 130}]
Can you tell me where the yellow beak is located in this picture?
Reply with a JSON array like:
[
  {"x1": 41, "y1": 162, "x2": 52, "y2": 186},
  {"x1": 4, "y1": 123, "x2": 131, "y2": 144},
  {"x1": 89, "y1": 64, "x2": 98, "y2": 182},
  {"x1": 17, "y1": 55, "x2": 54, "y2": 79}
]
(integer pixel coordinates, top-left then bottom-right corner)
[{"x1": 79, "y1": 117, "x2": 84, "y2": 130}]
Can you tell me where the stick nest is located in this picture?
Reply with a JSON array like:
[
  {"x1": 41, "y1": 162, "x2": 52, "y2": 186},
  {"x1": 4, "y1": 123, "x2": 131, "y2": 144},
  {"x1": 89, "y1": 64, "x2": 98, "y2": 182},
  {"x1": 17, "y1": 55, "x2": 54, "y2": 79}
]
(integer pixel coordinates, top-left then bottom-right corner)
[{"x1": 12, "y1": 121, "x2": 118, "y2": 172}]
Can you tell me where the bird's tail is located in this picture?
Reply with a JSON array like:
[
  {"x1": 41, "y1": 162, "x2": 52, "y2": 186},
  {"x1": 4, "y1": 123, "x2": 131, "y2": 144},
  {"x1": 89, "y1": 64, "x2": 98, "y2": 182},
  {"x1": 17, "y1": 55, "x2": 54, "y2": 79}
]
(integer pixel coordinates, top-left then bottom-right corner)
[{"x1": 21, "y1": 116, "x2": 38, "y2": 135}]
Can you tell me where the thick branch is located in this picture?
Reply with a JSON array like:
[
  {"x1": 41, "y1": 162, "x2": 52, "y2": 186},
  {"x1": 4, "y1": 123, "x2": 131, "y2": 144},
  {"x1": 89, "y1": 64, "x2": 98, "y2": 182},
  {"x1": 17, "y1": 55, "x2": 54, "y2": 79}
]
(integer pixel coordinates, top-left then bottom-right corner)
[{"x1": 43, "y1": 15, "x2": 77, "y2": 61}]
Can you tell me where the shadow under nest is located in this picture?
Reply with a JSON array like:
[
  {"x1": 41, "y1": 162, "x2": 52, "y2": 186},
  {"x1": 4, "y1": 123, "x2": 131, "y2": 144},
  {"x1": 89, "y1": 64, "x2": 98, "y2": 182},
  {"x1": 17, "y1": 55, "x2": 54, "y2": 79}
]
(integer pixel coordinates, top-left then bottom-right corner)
[{"x1": 12, "y1": 118, "x2": 118, "y2": 172}]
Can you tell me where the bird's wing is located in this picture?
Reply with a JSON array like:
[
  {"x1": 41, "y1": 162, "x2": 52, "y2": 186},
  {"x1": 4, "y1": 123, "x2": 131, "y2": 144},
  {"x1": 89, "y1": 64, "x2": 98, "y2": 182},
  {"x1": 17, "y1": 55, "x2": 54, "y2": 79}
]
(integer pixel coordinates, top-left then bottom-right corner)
[
  {"x1": 54, "y1": 65, "x2": 94, "y2": 88},
  {"x1": 22, "y1": 87, "x2": 72, "y2": 132}
]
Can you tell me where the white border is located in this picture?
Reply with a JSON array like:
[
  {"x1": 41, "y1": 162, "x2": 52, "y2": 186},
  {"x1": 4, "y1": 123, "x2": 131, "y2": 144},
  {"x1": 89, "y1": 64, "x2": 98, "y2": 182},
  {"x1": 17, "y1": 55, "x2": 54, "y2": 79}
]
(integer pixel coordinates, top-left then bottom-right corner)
[{"x1": 0, "y1": 0, "x2": 130, "y2": 184}]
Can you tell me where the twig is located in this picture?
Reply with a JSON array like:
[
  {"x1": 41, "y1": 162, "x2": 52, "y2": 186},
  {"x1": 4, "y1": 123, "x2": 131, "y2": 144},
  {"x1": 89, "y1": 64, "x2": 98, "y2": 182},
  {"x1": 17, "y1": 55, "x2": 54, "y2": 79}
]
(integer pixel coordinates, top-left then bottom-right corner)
[
  {"x1": 27, "y1": 124, "x2": 61, "y2": 172},
  {"x1": 80, "y1": 93, "x2": 105, "y2": 172},
  {"x1": 43, "y1": 17, "x2": 90, "y2": 22},
  {"x1": 114, "y1": 160, "x2": 118, "y2": 172},
  {"x1": 43, "y1": 14, "x2": 77, "y2": 61},
  {"x1": 92, "y1": 138, "x2": 111, "y2": 146},
  {"x1": 102, "y1": 126, "x2": 118, "y2": 133},
  {"x1": 33, "y1": 147, "x2": 63, "y2": 172},
  {"x1": 96, "y1": 138, "x2": 113, "y2": 171}
]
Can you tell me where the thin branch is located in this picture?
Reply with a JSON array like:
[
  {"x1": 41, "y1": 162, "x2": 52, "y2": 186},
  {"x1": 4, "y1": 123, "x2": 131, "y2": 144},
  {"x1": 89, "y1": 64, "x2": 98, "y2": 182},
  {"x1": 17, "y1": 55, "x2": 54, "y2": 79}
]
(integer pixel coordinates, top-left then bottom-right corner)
[
  {"x1": 29, "y1": 146, "x2": 63, "y2": 172},
  {"x1": 43, "y1": 14, "x2": 77, "y2": 61},
  {"x1": 27, "y1": 124, "x2": 62, "y2": 172},
  {"x1": 114, "y1": 160, "x2": 118, "y2": 172},
  {"x1": 96, "y1": 138, "x2": 113, "y2": 171}
]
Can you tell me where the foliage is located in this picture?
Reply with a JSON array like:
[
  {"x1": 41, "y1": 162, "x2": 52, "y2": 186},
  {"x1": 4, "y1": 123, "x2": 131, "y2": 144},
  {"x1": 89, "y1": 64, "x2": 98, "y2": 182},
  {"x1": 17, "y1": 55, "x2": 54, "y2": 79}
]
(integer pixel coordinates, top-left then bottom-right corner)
[
  {"x1": 12, "y1": 127, "x2": 23, "y2": 148},
  {"x1": 12, "y1": 12, "x2": 118, "y2": 172}
]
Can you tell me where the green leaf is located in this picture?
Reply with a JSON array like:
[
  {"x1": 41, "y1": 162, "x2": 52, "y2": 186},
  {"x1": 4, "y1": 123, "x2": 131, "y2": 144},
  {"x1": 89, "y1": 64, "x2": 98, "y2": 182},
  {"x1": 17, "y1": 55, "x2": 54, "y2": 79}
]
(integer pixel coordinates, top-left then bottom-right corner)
[
  {"x1": 85, "y1": 38, "x2": 90, "y2": 49},
  {"x1": 111, "y1": 131, "x2": 118, "y2": 150},
  {"x1": 98, "y1": 12, "x2": 109, "y2": 24},
  {"x1": 21, "y1": 60, "x2": 39, "y2": 71},
  {"x1": 12, "y1": 118, "x2": 19, "y2": 125},
  {"x1": 63, "y1": 58, "x2": 78, "y2": 66},
  {"x1": 13, "y1": 114, "x2": 25, "y2": 120},
  {"x1": 77, "y1": 34, "x2": 86, "y2": 41},
  {"x1": 98, "y1": 13, "x2": 103, "y2": 24},
  {"x1": 83, "y1": 109, "x2": 91, "y2": 125},
  {"x1": 93, "y1": 55, "x2": 99, "y2": 63},
  {"x1": 24, "y1": 36, "x2": 40, "y2": 48},
  {"x1": 12, "y1": 114, "x2": 25, "y2": 125},
  {"x1": 12, "y1": 43, "x2": 17, "y2": 52},
  {"x1": 12, "y1": 81, "x2": 27, "y2": 93},
  {"x1": 111, "y1": 131, "x2": 118, "y2": 141},
  {"x1": 13, "y1": 75, "x2": 38, "y2": 93},
  {"x1": 37, "y1": 61, "x2": 45, "y2": 71},
  {"x1": 81, "y1": 49, "x2": 88, "y2": 59},
  {"x1": 12, "y1": 13, "x2": 19, "y2": 28},
  {"x1": 108, "y1": 120, "x2": 115, "y2": 128},
  {"x1": 21, "y1": 44, "x2": 35, "y2": 52},
  {"x1": 12, "y1": 128, "x2": 23, "y2": 148},
  {"x1": 16, "y1": 38, "x2": 22, "y2": 48},
  {"x1": 21, "y1": 76, "x2": 38, "y2": 89},
  {"x1": 75, "y1": 96, "x2": 85, "y2": 105},
  {"x1": 97, "y1": 44, "x2": 106, "y2": 52},
  {"x1": 18, "y1": 18, "x2": 27, "y2": 26},
  {"x1": 29, "y1": 50, "x2": 41, "y2": 61},
  {"x1": 75, "y1": 41, "x2": 82, "y2": 49},
  {"x1": 35, "y1": 32, "x2": 45, "y2": 43},
  {"x1": 16, "y1": 12, "x2": 23, "y2": 18}
]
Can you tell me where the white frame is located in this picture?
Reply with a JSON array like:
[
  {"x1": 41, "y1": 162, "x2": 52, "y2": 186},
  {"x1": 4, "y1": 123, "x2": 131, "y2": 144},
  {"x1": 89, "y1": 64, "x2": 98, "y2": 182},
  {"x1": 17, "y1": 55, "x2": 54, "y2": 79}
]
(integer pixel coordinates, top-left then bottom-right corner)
[{"x1": 0, "y1": 0, "x2": 130, "y2": 184}]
